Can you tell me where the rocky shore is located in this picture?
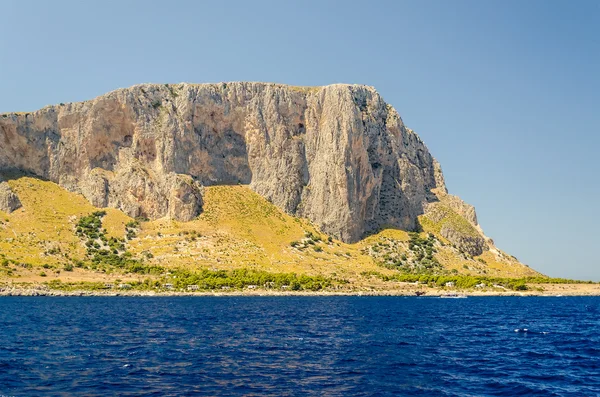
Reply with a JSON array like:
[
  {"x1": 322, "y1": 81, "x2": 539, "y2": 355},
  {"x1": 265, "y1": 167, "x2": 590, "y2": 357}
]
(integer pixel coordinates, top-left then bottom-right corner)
[{"x1": 2, "y1": 284, "x2": 599, "y2": 297}]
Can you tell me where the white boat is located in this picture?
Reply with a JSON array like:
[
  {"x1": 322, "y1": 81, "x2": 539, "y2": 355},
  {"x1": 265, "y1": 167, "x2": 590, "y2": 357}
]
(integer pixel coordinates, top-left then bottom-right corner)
[{"x1": 440, "y1": 293, "x2": 467, "y2": 298}]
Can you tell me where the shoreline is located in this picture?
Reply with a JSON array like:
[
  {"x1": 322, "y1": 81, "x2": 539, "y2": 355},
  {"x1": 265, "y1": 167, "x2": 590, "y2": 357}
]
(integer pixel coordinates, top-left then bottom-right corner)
[{"x1": 2, "y1": 285, "x2": 600, "y2": 297}]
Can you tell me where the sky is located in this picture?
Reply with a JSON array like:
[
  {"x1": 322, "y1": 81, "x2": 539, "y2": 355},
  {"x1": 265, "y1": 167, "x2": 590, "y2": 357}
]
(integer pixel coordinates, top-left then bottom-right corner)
[{"x1": 1, "y1": 0, "x2": 598, "y2": 279}]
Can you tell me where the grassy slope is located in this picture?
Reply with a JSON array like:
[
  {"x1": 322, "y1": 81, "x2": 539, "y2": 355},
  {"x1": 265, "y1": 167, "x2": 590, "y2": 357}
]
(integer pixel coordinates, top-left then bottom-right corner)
[
  {"x1": 417, "y1": 202, "x2": 538, "y2": 278},
  {"x1": 0, "y1": 177, "x2": 539, "y2": 285},
  {"x1": 0, "y1": 177, "x2": 133, "y2": 282},
  {"x1": 128, "y1": 185, "x2": 385, "y2": 281}
]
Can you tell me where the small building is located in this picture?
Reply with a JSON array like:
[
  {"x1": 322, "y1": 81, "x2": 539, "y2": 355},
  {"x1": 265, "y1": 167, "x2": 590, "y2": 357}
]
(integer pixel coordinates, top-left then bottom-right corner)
[
  {"x1": 163, "y1": 283, "x2": 174, "y2": 290},
  {"x1": 118, "y1": 283, "x2": 131, "y2": 289},
  {"x1": 221, "y1": 286, "x2": 230, "y2": 290},
  {"x1": 187, "y1": 285, "x2": 199, "y2": 291},
  {"x1": 281, "y1": 285, "x2": 290, "y2": 290},
  {"x1": 247, "y1": 285, "x2": 257, "y2": 289},
  {"x1": 475, "y1": 283, "x2": 486, "y2": 288},
  {"x1": 445, "y1": 282, "x2": 455, "y2": 287},
  {"x1": 104, "y1": 283, "x2": 114, "y2": 289}
]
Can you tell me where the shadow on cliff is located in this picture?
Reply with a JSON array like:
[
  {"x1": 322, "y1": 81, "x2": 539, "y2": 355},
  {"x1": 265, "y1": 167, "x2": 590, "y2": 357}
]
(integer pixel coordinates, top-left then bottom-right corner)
[
  {"x1": 360, "y1": 216, "x2": 429, "y2": 241},
  {"x1": 358, "y1": 163, "x2": 442, "y2": 242},
  {"x1": 0, "y1": 169, "x2": 47, "y2": 182}
]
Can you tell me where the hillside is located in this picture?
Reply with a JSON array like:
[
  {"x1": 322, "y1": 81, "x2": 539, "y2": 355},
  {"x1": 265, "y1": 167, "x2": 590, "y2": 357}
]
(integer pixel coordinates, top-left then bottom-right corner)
[
  {"x1": 0, "y1": 176, "x2": 539, "y2": 292},
  {"x1": 0, "y1": 82, "x2": 545, "y2": 293}
]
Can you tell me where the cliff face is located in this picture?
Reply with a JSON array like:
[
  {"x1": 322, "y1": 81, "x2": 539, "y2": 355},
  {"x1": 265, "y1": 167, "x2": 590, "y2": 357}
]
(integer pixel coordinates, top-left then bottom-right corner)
[
  {"x1": 1, "y1": 82, "x2": 463, "y2": 243},
  {"x1": 0, "y1": 179, "x2": 21, "y2": 213}
]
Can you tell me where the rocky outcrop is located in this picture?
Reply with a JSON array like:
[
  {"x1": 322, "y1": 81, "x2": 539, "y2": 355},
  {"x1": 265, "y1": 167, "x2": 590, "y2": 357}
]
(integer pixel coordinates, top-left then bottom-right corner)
[
  {"x1": 0, "y1": 180, "x2": 21, "y2": 213},
  {"x1": 440, "y1": 224, "x2": 486, "y2": 256},
  {"x1": 422, "y1": 192, "x2": 491, "y2": 256},
  {"x1": 81, "y1": 167, "x2": 203, "y2": 221},
  {"x1": 0, "y1": 82, "x2": 460, "y2": 242},
  {"x1": 439, "y1": 193, "x2": 478, "y2": 227}
]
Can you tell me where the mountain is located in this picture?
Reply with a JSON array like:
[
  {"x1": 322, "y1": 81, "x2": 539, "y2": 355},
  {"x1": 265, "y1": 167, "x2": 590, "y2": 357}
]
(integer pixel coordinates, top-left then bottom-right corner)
[{"x1": 0, "y1": 83, "x2": 540, "y2": 288}]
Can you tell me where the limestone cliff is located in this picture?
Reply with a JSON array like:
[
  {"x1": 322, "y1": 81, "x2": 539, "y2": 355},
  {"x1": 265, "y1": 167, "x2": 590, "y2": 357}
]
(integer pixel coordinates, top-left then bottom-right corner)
[
  {"x1": 0, "y1": 82, "x2": 480, "y2": 247},
  {"x1": 0, "y1": 179, "x2": 21, "y2": 213}
]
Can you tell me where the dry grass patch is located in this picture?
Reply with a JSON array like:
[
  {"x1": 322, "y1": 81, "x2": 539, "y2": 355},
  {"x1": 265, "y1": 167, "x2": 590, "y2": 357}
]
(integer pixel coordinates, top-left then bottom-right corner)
[{"x1": 0, "y1": 178, "x2": 541, "y2": 287}]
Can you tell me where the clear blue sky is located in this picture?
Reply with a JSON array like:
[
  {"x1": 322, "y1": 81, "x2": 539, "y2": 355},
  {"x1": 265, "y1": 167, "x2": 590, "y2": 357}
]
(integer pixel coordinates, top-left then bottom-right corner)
[{"x1": 1, "y1": 0, "x2": 598, "y2": 279}]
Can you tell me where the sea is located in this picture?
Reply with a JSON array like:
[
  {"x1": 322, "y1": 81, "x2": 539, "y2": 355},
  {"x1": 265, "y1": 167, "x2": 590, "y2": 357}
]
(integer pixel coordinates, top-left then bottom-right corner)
[{"x1": 0, "y1": 296, "x2": 599, "y2": 396}]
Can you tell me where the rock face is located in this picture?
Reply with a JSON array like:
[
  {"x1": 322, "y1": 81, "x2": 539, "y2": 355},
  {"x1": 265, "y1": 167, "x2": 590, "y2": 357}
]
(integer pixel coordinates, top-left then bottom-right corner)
[
  {"x1": 0, "y1": 180, "x2": 21, "y2": 213},
  {"x1": 423, "y1": 191, "x2": 490, "y2": 256},
  {"x1": 0, "y1": 82, "x2": 479, "y2": 244},
  {"x1": 440, "y1": 224, "x2": 486, "y2": 256}
]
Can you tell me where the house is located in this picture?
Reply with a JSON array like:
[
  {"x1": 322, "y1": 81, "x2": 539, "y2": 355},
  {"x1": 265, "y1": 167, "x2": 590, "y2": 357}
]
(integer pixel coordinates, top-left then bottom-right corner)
[
  {"x1": 187, "y1": 285, "x2": 199, "y2": 291},
  {"x1": 118, "y1": 283, "x2": 131, "y2": 289},
  {"x1": 163, "y1": 283, "x2": 174, "y2": 290},
  {"x1": 445, "y1": 282, "x2": 455, "y2": 287},
  {"x1": 104, "y1": 283, "x2": 114, "y2": 289}
]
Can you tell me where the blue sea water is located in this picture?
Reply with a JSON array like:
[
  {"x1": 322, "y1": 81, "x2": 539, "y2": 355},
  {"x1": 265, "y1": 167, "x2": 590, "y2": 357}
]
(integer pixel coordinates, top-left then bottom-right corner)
[{"x1": 0, "y1": 296, "x2": 599, "y2": 396}]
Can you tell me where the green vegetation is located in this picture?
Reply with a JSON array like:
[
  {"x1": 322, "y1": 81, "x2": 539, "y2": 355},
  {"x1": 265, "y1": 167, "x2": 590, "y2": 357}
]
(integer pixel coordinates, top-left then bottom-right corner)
[
  {"x1": 45, "y1": 280, "x2": 114, "y2": 291},
  {"x1": 365, "y1": 272, "x2": 593, "y2": 291},
  {"x1": 289, "y1": 231, "x2": 326, "y2": 251},
  {"x1": 75, "y1": 211, "x2": 145, "y2": 272},
  {"x1": 40, "y1": 268, "x2": 593, "y2": 294},
  {"x1": 125, "y1": 220, "x2": 139, "y2": 240},
  {"x1": 44, "y1": 268, "x2": 333, "y2": 292},
  {"x1": 305, "y1": 231, "x2": 321, "y2": 242},
  {"x1": 168, "y1": 268, "x2": 331, "y2": 291},
  {"x1": 365, "y1": 232, "x2": 443, "y2": 274},
  {"x1": 405, "y1": 232, "x2": 443, "y2": 272}
]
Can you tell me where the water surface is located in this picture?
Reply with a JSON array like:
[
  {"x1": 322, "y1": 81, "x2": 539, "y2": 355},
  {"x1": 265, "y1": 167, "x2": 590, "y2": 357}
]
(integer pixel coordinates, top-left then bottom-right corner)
[{"x1": 1, "y1": 296, "x2": 599, "y2": 396}]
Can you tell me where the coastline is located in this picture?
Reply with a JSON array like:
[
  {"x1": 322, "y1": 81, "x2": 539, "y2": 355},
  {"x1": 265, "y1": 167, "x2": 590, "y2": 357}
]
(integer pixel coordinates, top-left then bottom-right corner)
[{"x1": 2, "y1": 283, "x2": 600, "y2": 297}]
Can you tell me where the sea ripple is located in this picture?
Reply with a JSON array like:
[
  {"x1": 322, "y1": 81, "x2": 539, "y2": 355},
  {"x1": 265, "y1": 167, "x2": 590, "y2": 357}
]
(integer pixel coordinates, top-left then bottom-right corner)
[{"x1": 0, "y1": 296, "x2": 599, "y2": 396}]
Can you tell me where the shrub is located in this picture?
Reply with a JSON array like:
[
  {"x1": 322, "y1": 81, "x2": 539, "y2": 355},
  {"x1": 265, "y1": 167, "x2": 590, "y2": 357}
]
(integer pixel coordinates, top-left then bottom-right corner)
[{"x1": 126, "y1": 220, "x2": 140, "y2": 229}]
